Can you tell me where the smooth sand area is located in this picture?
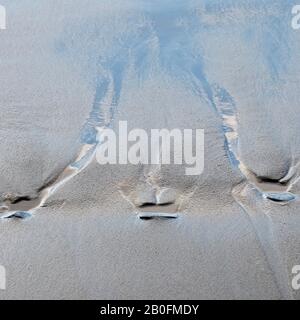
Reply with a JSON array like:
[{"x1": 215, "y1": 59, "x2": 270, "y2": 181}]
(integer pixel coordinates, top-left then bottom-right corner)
[{"x1": 0, "y1": 0, "x2": 300, "y2": 299}]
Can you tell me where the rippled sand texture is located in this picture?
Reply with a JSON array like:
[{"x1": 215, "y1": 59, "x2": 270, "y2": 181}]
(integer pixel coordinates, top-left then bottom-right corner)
[{"x1": 0, "y1": 0, "x2": 300, "y2": 299}]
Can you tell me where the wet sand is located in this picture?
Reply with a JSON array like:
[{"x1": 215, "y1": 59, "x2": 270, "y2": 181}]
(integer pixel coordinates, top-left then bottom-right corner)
[{"x1": 0, "y1": 0, "x2": 300, "y2": 299}]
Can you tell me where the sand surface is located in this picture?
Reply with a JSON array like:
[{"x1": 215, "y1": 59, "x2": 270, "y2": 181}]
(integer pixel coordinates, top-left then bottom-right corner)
[{"x1": 0, "y1": 0, "x2": 300, "y2": 299}]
